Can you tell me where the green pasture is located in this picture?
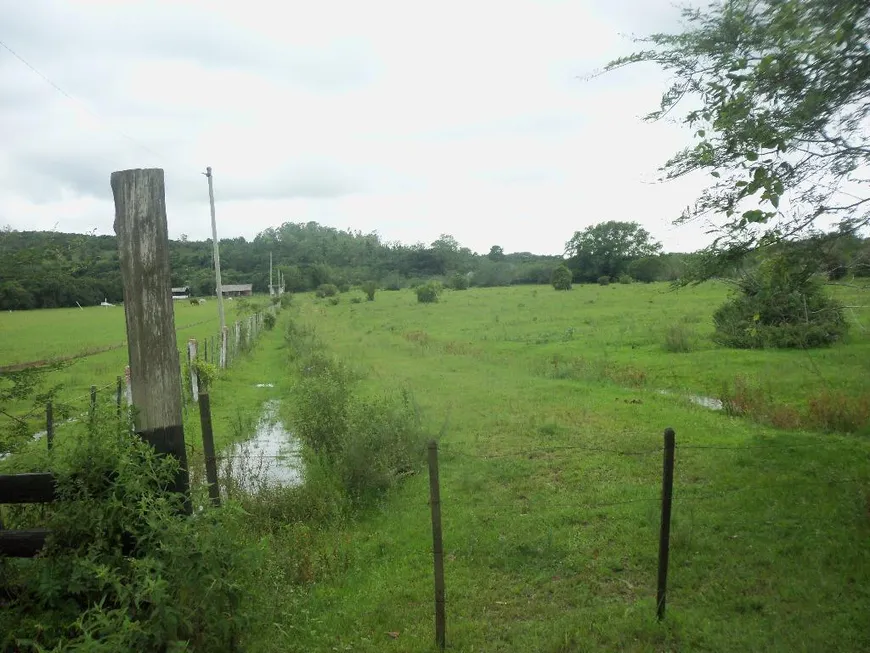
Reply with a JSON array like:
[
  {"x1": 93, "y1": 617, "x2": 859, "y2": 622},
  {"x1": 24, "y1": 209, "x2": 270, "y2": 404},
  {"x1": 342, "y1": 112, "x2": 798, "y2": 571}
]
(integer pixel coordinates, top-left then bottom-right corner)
[{"x1": 246, "y1": 282, "x2": 870, "y2": 652}]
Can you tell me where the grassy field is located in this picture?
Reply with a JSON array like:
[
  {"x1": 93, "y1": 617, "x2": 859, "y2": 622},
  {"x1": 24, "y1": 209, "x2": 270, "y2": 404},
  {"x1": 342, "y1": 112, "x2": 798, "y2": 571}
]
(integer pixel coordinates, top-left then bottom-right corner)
[
  {"x1": 2, "y1": 282, "x2": 870, "y2": 651},
  {"x1": 255, "y1": 282, "x2": 870, "y2": 652},
  {"x1": 0, "y1": 296, "x2": 272, "y2": 434}
]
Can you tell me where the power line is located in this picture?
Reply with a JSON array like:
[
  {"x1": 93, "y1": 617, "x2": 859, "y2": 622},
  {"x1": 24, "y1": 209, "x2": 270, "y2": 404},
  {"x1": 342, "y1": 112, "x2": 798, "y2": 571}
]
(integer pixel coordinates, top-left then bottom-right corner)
[{"x1": 0, "y1": 36, "x2": 167, "y2": 163}]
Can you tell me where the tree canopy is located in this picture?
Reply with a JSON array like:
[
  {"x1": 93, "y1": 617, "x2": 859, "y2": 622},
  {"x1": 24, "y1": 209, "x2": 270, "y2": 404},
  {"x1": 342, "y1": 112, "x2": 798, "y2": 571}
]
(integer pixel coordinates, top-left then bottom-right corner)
[
  {"x1": 607, "y1": 0, "x2": 870, "y2": 276},
  {"x1": 564, "y1": 221, "x2": 662, "y2": 281}
]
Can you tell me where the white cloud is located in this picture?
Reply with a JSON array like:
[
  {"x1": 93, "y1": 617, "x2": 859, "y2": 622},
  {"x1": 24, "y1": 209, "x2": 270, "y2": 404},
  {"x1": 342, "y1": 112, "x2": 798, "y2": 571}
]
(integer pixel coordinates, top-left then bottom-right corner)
[{"x1": 0, "y1": 0, "x2": 714, "y2": 253}]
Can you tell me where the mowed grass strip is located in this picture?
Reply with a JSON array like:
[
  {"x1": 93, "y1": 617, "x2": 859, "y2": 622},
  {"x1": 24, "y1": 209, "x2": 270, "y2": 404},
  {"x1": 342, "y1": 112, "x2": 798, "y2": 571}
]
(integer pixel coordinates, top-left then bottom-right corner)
[{"x1": 257, "y1": 284, "x2": 870, "y2": 653}]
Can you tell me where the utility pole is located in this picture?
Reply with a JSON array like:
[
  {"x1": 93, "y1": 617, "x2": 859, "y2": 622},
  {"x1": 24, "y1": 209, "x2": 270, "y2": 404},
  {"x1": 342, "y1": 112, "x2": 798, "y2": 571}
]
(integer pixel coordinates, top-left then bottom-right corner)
[{"x1": 203, "y1": 167, "x2": 226, "y2": 332}]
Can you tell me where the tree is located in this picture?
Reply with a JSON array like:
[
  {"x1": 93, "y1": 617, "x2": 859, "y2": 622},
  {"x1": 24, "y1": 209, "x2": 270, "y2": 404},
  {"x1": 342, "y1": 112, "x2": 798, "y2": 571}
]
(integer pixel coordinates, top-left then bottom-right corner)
[
  {"x1": 565, "y1": 221, "x2": 661, "y2": 281},
  {"x1": 551, "y1": 264, "x2": 573, "y2": 290},
  {"x1": 487, "y1": 245, "x2": 505, "y2": 262},
  {"x1": 606, "y1": 0, "x2": 870, "y2": 277},
  {"x1": 628, "y1": 256, "x2": 666, "y2": 283}
]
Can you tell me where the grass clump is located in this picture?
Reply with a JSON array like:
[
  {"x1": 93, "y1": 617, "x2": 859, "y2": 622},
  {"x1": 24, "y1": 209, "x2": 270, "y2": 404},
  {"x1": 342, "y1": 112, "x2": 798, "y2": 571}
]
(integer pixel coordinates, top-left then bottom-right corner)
[
  {"x1": 663, "y1": 323, "x2": 697, "y2": 353},
  {"x1": 315, "y1": 283, "x2": 339, "y2": 298},
  {"x1": 286, "y1": 321, "x2": 426, "y2": 506},
  {"x1": 415, "y1": 281, "x2": 441, "y2": 304},
  {"x1": 361, "y1": 280, "x2": 377, "y2": 301},
  {"x1": 263, "y1": 311, "x2": 277, "y2": 330}
]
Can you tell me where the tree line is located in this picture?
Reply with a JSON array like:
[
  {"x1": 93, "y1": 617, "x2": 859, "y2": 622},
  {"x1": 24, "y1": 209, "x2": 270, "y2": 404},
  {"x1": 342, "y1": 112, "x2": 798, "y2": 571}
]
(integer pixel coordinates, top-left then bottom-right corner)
[{"x1": 0, "y1": 221, "x2": 684, "y2": 310}]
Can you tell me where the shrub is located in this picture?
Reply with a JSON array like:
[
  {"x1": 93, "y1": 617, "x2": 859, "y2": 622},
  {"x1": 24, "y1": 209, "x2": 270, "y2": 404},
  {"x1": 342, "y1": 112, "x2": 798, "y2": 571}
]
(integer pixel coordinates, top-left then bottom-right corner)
[
  {"x1": 551, "y1": 265, "x2": 572, "y2": 291},
  {"x1": 382, "y1": 273, "x2": 405, "y2": 291},
  {"x1": 618, "y1": 273, "x2": 632, "y2": 284},
  {"x1": 350, "y1": 296, "x2": 362, "y2": 304},
  {"x1": 328, "y1": 296, "x2": 340, "y2": 306},
  {"x1": 315, "y1": 284, "x2": 339, "y2": 298},
  {"x1": 415, "y1": 281, "x2": 441, "y2": 304},
  {"x1": 337, "y1": 282, "x2": 350, "y2": 293},
  {"x1": 807, "y1": 391, "x2": 870, "y2": 433},
  {"x1": 290, "y1": 352, "x2": 425, "y2": 504},
  {"x1": 270, "y1": 295, "x2": 281, "y2": 305},
  {"x1": 712, "y1": 255, "x2": 848, "y2": 349},
  {"x1": 628, "y1": 256, "x2": 666, "y2": 282},
  {"x1": 597, "y1": 276, "x2": 611, "y2": 286},
  {"x1": 263, "y1": 311, "x2": 277, "y2": 330},
  {"x1": 279, "y1": 293, "x2": 293, "y2": 309},
  {"x1": 0, "y1": 419, "x2": 258, "y2": 651},
  {"x1": 448, "y1": 272, "x2": 470, "y2": 290},
  {"x1": 361, "y1": 280, "x2": 377, "y2": 301},
  {"x1": 663, "y1": 323, "x2": 696, "y2": 353}
]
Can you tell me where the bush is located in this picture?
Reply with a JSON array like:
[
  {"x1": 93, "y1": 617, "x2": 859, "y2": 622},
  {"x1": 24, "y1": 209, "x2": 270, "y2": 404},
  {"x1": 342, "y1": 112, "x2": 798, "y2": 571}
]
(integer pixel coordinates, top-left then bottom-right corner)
[
  {"x1": 712, "y1": 255, "x2": 849, "y2": 349},
  {"x1": 361, "y1": 280, "x2": 377, "y2": 301},
  {"x1": 448, "y1": 272, "x2": 470, "y2": 290},
  {"x1": 663, "y1": 323, "x2": 696, "y2": 353},
  {"x1": 279, "y1": 293, "x2": 293, "y2": 309},
  {"x1": 328, "y1": 296, "x2": 340, "y2": 306},
  {"x1": 350, "y1": 296, "x2": 362, "y2": 304},
  {"x1": 415, "y1": 281, "x2": 441, "y2": 303},
  {"x1": 289, "y1": 349, "x2": 425, "y2": 504},
  {"x1": 263, "y1": 311, "x2": 277, "y2": 330},
  {"x1": 337, "y1": 282, "x2": 350, "y2": 293},
  {"x1": 597, "y1": 276, "x2": 611, "y2": 286},
  {"x1": 0, "y1": 419, "x2": 258, "y2": 651},
  {"x1": 382, "y1": 273, "x2": 405, "y2": 291},
  {"x1": 315, "y1": 284, "x2": 339, "y2": 298},
  {"x1": 551, "y1": 265, "x2": 572, "y2": 291},
  {"x1": 628, "y1": 256, "x2": 666, "y2": 282},
  {"x1": 618, "y1": 274, "x2": 632, "y2": 284}
]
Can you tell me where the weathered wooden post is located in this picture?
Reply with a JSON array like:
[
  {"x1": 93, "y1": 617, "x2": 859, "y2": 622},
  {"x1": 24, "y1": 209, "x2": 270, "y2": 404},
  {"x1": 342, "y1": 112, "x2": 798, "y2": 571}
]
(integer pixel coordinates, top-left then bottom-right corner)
[
  {"x1": 115, "y1": 375, "x2": 123, "y2": 420},
  {"x1": 46, "y1": 401, "x2": 54, "y2": 451},
  {"x1": 124, "y1": 365, "x2": 133, "y2": 405},
  {"x1": 234, "y1": 320, "x2": 241, "y2": 353},
  {"x1": 220, "y1": 326, "x2": 228, "y2": 369},
  {"x1": 112, "y1": 168, "x2": 190, "y2": 512},
  {"x1": 187, "y1": 339, "x2": 199, "y2": 402},
  {"x1": 198, "y1": 393, "x2": 221, "y2": 507}
]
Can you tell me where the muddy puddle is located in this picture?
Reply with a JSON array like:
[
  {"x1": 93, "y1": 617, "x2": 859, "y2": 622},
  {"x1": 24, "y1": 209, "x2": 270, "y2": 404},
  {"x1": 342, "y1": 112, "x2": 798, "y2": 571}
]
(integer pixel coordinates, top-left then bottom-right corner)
[
  {"x1": 222, "y1": 399, "x2": 303, "y2": 491},
  {"x1": 657, "y1": 389, "x2": 723, "y2": 411}
]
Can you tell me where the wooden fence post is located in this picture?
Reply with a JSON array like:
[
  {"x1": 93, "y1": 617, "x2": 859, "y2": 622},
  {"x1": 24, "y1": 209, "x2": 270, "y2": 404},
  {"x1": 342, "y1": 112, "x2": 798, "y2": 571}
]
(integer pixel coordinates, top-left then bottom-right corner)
[
  {"x1": 187, "y1": 339, "x2": 199, "y2": 402},
  {"x1": 198, "y1": 393, "x2": 221, "y2": 507},
  {"x1": 124, "y1": 366, "x2": 133, "y2": 405},
  {"x1": 234, "y1": 321, "x2": 241, "y2": 353},
  {"x1": 112, "y1": 167, "x2": 190, "y2": 513},
  {"x1": 89, "y1": 385, "x2": 97, "y2": 421},
  {"x1": 220, "y1": 326, "x2": 228, "y2": 369},
  {"x1": 46, "y1": 401, "x2": 53, "y2": 451},
  {"x1": 657, "y1": 427, "x2": 676, "y2": 620},
  {"x1": 427, "y1": 440, "x2": 446, "y2": 650}
]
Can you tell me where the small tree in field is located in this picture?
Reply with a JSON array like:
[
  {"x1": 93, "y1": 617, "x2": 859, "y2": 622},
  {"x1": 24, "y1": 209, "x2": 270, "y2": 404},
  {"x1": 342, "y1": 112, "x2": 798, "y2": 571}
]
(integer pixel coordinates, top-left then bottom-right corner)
[
  {"x1": 713, "y1": 253, "x2": 848, "y2": 349},
  {"x1": 415, "y1": 282, "x2": 441, "y2": 304},
  {"x1": 361, "y1": 281, "x2": 377, "y2": 301},
  {"x1": 551, "y1": 265, "x2": 572, "y2": 291}
]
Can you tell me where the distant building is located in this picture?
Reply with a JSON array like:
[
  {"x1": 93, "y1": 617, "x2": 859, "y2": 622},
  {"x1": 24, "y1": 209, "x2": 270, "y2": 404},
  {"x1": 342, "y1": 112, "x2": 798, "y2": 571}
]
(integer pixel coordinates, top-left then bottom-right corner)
[
  {"x1": 221, "y1": 284, "x2": 253, "y2": 297},
  {"x1": 171, "y1": 286, "x2": 190, "y2": 300}
]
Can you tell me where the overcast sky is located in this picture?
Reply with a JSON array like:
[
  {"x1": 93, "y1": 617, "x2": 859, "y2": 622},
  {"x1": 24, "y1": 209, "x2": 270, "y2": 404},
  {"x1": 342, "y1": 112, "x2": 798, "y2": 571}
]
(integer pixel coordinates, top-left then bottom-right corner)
[{"x1": 0, "y1": 0, "x2": 715, "y2": 255}]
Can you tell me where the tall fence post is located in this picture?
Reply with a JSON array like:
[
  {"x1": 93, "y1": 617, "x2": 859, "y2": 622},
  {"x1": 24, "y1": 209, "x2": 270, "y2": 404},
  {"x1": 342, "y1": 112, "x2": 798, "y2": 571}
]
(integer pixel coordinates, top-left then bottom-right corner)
[
  {"x1": 112, "y1": 167, "x2": 190, "y2": 513},
  {"x1": 187, "y1": 339, "x2": 199, "y2": 402},
  {"x1": 220, "y1": 326, "x2": 228, "y2": 369},
  {"x1": 427, "y1": 440, "x2": 446, "y2": 650},
  {"x1": 89, "y1": 384, "x2": 97, "y2": 421},
  {"x1": 198, "y1": 393, "x2": 221, "y2": 507},
  {"x1": 657, "y1": 427, "x2": 676, "y2": 621},
  {"x1": 46, "y1": 401, "x2": 54, "y2": 451},
  {"x1": 115, "y1": 376, "x2": 122, "y2": 420},
  {"x1": 234, "y1": 321, "x2": 241, "y2": 354},
  {"x1": 124, "y1": 365, "x2": 133, "y2": 406}
]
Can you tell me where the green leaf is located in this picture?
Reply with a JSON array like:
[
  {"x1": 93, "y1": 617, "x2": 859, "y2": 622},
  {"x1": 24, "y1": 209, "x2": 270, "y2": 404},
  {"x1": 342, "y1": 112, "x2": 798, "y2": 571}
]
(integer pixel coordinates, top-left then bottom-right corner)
[
  {"x1": 770, "y1": 195, "x2": 780, "y2": 208},
  {"x1": 711, "y1": 171, "x2": 720, "y2": 178},
  {"x1": 697, "y1": 129, "x2": 706, "y2": 138},
  {"x1": 742, "y1": 210, "x2": 766, "y2": 223},
  {"x1": 745, "y1": 151, "x2": 759, "y2": 161}
]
